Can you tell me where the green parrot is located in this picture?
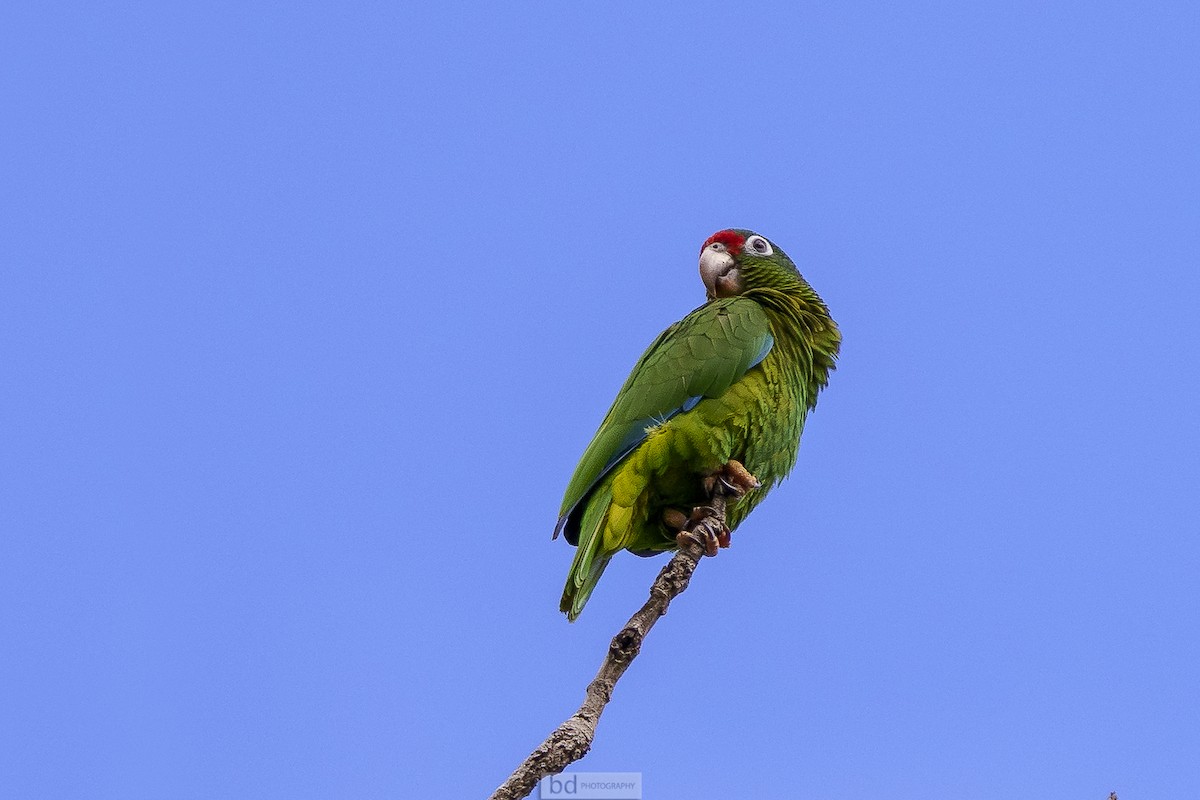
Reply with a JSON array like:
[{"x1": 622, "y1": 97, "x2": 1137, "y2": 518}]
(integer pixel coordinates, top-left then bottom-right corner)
[{"x1": 555, "y1": 229, "x2": 840, "y2": 620}]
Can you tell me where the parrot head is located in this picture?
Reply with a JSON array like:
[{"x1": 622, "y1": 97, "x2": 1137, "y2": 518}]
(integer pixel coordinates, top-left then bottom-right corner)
[{"x1": 699, "y1": 229, "x2": 802, "y2": 301}]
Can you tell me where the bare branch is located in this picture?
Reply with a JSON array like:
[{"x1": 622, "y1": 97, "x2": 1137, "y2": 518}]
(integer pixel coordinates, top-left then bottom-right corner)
[{"x1": 488, "y1": 494, "x2": 727, "y2": 800}]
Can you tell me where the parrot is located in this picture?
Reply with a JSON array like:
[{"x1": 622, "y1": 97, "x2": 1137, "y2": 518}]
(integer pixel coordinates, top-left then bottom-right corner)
[{"x1": 554, "y1": 228, "x2": 841, "y2": 620}]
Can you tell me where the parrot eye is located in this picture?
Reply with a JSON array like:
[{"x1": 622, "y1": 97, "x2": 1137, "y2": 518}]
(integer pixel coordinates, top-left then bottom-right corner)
[{"x1": 746, "y1": 236, "x2": 773, "y2": 256}]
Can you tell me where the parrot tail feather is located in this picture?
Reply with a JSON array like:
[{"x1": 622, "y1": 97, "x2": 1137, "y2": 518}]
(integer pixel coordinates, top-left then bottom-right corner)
[{"x1": 559, "y1": 486, "x2": 614, "y2": 621}]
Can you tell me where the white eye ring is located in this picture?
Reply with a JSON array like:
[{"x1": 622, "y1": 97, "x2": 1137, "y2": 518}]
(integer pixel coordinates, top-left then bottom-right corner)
[{"x1": 746, "y1": 236, "x2": 772, "y2": 256}]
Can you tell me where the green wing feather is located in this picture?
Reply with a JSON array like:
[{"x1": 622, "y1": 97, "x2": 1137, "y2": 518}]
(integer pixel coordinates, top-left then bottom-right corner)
[{"x1": 555, "y1": 296, "x2": 774, "y2": 544}]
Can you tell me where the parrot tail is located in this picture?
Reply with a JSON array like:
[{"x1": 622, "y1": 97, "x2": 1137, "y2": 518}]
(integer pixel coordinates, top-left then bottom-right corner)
[{"x1": 559, "y1": 485, "x2": 614, "y2": 621}]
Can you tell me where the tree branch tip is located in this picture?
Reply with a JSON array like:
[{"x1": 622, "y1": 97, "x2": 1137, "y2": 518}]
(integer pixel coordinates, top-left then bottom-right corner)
[{"x1": 489, "y1": 501, "x2": 726, "y2": 800}]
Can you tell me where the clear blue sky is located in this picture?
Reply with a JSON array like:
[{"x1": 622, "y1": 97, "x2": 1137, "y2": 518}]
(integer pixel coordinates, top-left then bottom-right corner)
[{"x1": 3, "y1": 2, "x2": 1198, "y2": 798}]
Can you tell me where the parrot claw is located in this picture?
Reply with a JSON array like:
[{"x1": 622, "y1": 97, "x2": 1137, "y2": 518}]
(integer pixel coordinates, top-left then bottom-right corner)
[
  {"x1": 719, "y1": 459, "x2": 762, "y2": 497},
  {"x1": 675, "y1": 505, "x2": 730, "y2": 556},
  {"x1": 703, "y1": 460, "x2": 762, "y2": 500},
  {"x1": 675, "y1": 528, "x2": 720, "y2": 557}
]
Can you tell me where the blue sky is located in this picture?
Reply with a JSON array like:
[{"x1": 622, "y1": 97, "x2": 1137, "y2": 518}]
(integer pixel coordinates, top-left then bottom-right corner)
[{"x1": 2, "y1": 2, "x2": 1198, "y2": 798}]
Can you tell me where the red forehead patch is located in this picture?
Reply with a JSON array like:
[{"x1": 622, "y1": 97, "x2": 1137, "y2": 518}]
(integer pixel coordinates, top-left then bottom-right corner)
[{"x1": 701, "y1": 230, "x2": 746, "y2": 254}]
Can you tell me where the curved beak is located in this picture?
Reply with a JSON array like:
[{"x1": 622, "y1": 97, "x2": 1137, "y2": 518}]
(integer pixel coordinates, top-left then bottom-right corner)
[{"x1": 699, "y1": 248, "x2": 741, "y2": 299}]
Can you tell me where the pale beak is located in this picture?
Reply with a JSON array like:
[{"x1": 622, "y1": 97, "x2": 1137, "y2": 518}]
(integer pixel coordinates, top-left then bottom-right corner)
[{"x1": 699, "y1": 247, "x2": 741, "y2": 299}]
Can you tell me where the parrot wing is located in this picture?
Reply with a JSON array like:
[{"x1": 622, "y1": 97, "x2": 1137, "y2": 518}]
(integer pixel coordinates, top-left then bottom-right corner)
[{"x1": 555, "y1": 296, "x2": 774, "y2": 542}]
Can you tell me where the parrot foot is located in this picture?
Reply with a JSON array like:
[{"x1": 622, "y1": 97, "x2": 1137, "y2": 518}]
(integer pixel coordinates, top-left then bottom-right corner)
[
  {"x1": 670, "y1": 462, "x2": 753, "y2": 556},
  {"x1": 675, "y1": 505, "x2": 730, "y2": 557},
  {"x1": 703, "y1": 459, "x2": 762, "y2": 499}
]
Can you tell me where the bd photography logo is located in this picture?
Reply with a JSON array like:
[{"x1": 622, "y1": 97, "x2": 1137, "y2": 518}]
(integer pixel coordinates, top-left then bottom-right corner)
[{"x1": 539, "y1": 771, "x2": 642, "y2": 799}]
